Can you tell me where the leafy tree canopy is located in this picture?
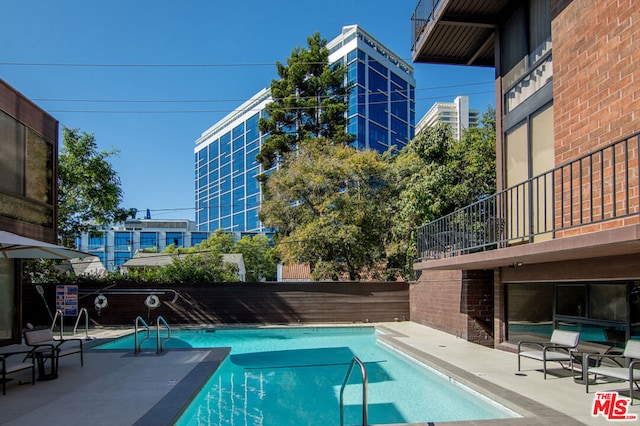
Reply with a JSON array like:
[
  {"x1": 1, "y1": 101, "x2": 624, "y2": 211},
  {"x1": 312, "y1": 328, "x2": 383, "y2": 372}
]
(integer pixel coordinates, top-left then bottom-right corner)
[
  {"x1": 256, "y1": 32, "x2": 353, "y2": 170},
  {"x1": 386, "y1": 107, "x2": 497, "y2": 277},
  {"x1": 259, "y1": 106, "x2": 496, "y2": 281},
  {"x1": 128, "y1": 252, "x2": 240, "y2": 283},
  {"x1": 260, "y1": 141, "x2": 391, "y2": 281},
  {"x1": 163, "y1": 229, "x2": 277, "y2": 282},
  {"x1": 58, "y1": 127, "x2": 135, "y2": 247}
]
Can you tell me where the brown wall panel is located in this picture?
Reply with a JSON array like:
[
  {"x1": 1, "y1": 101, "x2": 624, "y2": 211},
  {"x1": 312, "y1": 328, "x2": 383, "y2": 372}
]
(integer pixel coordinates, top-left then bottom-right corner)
[{"x1": 22, "y1": 282, "x2": 410, "y2": 328}]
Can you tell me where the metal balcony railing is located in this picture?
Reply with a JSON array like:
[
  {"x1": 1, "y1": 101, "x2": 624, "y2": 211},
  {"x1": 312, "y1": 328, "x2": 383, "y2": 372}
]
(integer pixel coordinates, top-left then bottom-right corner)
[
  {"x1": 417, "y1": 131, "x2": 640, "y2": 261},
  {"x1": 411, "y1": 0, "x2": 441, "y2": 51}
]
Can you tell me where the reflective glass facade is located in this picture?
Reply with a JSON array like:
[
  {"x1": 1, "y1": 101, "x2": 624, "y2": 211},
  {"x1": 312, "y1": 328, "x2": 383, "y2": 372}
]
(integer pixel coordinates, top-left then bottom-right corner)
[
  {"x1": 195, "y1": 88, "x2": 270, "y2": 233},
  {"x1": 332, "y1": 25, "x2": 416, "y2": 153},
  {"x1": 194, "y1": 26, "x2": 416, "y2": 232}
]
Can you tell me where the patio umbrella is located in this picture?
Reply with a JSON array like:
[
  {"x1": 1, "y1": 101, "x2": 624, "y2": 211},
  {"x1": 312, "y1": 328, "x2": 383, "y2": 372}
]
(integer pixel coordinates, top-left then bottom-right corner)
[{"x1": 0, "y1": 230, "x2": 94, "y2": 259}]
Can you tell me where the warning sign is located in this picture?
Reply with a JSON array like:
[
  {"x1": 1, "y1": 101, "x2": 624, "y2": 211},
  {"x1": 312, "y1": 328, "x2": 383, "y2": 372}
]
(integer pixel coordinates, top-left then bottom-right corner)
[{"x1": 55, "y1": 285, "x2": 78, "y2": 316}]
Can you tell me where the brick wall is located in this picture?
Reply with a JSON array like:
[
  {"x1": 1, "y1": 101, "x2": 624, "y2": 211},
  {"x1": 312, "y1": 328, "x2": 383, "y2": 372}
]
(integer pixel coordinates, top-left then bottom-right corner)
[
  {"x1": 410, "y1": 270, "x2": 494, "y2": 346},
  {"x1": 554, "y1": 0, "x2": 640, "y2": 160},
  {"x1": 552, "y1": 0, "x2": 640, "y2": 237}
]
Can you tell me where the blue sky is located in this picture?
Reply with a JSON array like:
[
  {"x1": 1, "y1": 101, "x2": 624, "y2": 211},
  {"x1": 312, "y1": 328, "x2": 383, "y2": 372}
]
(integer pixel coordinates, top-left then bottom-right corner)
[{"x1": 1, "y1": 0, "x2": 495, "y2": 220}]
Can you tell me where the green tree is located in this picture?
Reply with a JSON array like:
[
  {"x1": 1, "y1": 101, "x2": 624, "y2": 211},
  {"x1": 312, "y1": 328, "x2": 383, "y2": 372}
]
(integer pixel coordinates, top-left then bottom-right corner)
[
  {"x1": 162, "y1": 229, "x2": 277, "y2": 282},
  {"x1": 235, "y1": 234, "x2": 278, "y2": 282},
  {"x1": 126, "y1": 252, "x2": 239, "y2": 283},
  {"x1": 256, "y1": 32, "x2": 353, "y2": 170},
  {"x1": 162, "y1": 228, "x2": 234, "y2": 255},
  {"x1": 260, "y1": 141, "x2": 391, "y2": 280},
  {"x1": 446, "y1": 106, "x2": 497, "y2": 206},
  {"x1": 160, "y1": 253, "x2": 239, "y2": 283},
  {"x1": 387, "y1": 107, "x2": 496, "y2": 277},
  {"x1": 194, "y1": 229, "x2": 235, "y2": 254},
  {"x1": 58, "y1": 127, "x2": 135, "y2": 247}
]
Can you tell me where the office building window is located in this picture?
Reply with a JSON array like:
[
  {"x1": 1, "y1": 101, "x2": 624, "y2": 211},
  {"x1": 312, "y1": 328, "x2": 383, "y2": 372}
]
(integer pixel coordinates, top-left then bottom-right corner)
[
  {"x1": 246, "y1": 209, "x2": 260, "y2": 231},
  {"x1": 369, "y1": 122, "x2": 388, "y2": 151},
  {"x1": 209, "y1": 197, "x2": 219, "y2": 220},
  {"x1": 88, "y1": 234, "x2": 105, "y2": 251},
  {"x1": 166, "y1": 232, "x2": 183, "y2": 247},
  {"x1": 220, "y1": 192, "x2": 231, "y2": 216},
  {"x1": 191, "y1": 232, "x2": 209, "y2": 246},
  {"x1": 220, "y1": 132, "x2": 231, "y2": 159},
  {"x1": 140, "y1": 232, "x2": 157, "y2": 249},
  {"x1": 114, "y1": 252, "x2": 131, "y2": 269},
  {"x1": 233, "y1": 212, "x2": 245, "y2": 230},
  {"x1": 114, "y1": 232, "x2": 131, "y2": 251},
  {"x1": 220, "y1": 216, "x2": 231, "y2": 230},
  {"x1": 232, "y1": 123, "x2": 245, "y2": 140}
]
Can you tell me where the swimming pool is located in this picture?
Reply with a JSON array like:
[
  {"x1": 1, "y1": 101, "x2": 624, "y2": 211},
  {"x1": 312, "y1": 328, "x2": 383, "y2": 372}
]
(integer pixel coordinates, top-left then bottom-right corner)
[{"x1": 98, "y1": 327, "x2": 517, "y2": 425}]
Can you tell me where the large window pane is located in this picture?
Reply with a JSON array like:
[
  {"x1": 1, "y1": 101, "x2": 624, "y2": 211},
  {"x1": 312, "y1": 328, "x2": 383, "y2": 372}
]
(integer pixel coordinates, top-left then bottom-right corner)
[
  {"x1": 531, "y1": 105, "x2": 554, "y2": 238},
  {"x1": 507, "y1": 283, "x2": 553, "y2": 342},
  {"x1": 529, "y1": 0, "x2": 551, "y2": 53},
  {"x1": 556, "y1": 284, "x2": 586, "y2": 317},
  {"x1": 0, "y1": 259, "x2": 15, "y2": 341},
  {"x1": 590, "y1": 284, "x2": 627, "y2": 322},
  {"x1": 114, "y1": 232, "x2": 132, "y2": 251},
  {"x1": 26, "y1": 130, "x2": 53, "y2": 204},
  {"x1": 0, "y1": 111, "x2": 25, "y2": 195},
  {"x1": 166, "y1": 232, "x2": 183, "y2": 247},
  {"x1": 505, "y1": 123, "x2": 529, "y2": 240},
  {"x1": 140, "y1": 232, "x2": 157, "y2": 249}
]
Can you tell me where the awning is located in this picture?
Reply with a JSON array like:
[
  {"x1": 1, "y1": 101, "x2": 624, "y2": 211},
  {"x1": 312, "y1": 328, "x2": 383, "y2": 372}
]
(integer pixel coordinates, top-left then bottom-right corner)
[{"x1": 0, "y1": 230, "x2": 94, "y2": 260}]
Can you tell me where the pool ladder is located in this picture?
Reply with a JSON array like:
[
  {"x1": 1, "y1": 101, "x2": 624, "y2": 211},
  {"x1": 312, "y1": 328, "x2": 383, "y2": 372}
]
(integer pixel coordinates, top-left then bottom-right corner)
[
  {"x1": 134, "y1": 316, "x2": 171, "y2": 354},
  {"x1": 339, "y1": 356, "x2": 368, "y2": 426}
]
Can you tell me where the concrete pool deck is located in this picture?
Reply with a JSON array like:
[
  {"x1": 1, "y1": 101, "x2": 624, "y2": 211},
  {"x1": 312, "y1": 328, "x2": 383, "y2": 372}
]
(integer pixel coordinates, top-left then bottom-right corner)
[{"x1": 0, "y1": 322, "x2": 633, "y2": 425}]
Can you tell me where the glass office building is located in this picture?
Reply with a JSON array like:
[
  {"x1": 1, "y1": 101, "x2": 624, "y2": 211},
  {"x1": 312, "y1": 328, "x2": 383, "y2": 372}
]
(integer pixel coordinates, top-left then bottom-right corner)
[
  {"x1": 329, "y1": 25, "x2": 416, "y2": 152},
  {"x1": 76, "y1": 219, "x2": 212, "y2": 271},
  {"x1": 194, "y1": 25, "x2": 416, "y2": 232}
]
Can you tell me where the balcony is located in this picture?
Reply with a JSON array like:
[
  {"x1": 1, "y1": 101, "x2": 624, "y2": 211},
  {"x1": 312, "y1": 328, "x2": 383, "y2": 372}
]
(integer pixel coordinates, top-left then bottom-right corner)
[
  {"x1": 411, "y1": 0, "x2": 508, "y2": 66},
  {"x1": 416, "y1": 132, "x2": 640, "y2": 270}
]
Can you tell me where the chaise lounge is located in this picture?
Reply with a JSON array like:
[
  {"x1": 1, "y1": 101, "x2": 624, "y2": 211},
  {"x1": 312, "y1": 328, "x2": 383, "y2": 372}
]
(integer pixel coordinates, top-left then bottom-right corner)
[
  {"x1": 517, "y1": 329, "x2": 580, "y2": 379},
  {"x1": 585, "y1": 339, "x2": 640, "y2": 404}
]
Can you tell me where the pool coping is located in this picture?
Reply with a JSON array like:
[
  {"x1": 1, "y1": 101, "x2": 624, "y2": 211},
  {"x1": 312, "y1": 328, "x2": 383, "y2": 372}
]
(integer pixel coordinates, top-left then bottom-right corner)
[{"x1": 133, "y1": 347, "x2": 231, "y2": 426}]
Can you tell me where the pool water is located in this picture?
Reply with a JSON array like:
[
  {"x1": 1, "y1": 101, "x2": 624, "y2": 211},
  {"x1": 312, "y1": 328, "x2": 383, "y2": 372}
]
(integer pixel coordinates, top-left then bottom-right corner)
[{"x1": 99, "y1": 327, "x2": 516, "y2": 425}]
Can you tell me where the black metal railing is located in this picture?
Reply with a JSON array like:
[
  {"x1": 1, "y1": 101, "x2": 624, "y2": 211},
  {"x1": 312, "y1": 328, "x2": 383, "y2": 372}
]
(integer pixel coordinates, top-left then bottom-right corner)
[
  {"x1": 411, "y1": 0, "x2": 441, "y2": 51},
  {"x1": 417, "y1": 131, "x2": 640, "y2": 261}
]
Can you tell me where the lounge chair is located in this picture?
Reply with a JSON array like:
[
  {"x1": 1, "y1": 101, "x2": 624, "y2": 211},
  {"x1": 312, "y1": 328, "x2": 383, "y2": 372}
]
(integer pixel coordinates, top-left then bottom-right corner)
[
  {"x1": 0, "y1": 345, "x2": 35, "y2": 395},
  {"x1": 517, "y1": 330, "x2": 580, "y2": 379},
  {"x1": 585, "y1": 340, "x2": 640, "y2": 404},
  {"x1": 23, "y1": 328, "x2": 83, "y2": 367}
]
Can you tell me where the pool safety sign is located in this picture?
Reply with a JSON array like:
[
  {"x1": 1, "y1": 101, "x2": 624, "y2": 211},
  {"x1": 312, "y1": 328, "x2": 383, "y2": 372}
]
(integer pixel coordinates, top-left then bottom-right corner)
[{"x1": 55, "y1": 285, "x2": 78, "y2": 316}]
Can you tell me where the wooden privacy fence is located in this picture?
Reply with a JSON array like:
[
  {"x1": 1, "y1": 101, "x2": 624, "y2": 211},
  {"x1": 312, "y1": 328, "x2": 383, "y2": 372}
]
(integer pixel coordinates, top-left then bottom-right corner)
[{"x1": 23, "y1": 281, "x2": 410, "y2": 327}]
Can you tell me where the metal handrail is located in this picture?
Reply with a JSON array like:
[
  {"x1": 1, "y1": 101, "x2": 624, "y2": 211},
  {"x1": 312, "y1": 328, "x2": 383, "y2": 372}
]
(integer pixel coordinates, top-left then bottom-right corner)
[
  {"x1": 411, "y1": 0, "x2": 441, "y2": 51},
  {"x1": 417, "y1": 131, "x2": 640, "y2": 261},
  {"x1": 339, "y1": 356, "x2": 368, "y2": 426},
  {"x1": 51, "y1": 309, "x2": 64, "y2": 339},
  {"x1": 134, "y1": 316, "x2": 150, "y2": 354},
  {"x1": 73, "y1": 308, "x2": 93, "y2": 339},
  {"x1": 156, "y1": 316, "x2": 171, "y2": 354}
]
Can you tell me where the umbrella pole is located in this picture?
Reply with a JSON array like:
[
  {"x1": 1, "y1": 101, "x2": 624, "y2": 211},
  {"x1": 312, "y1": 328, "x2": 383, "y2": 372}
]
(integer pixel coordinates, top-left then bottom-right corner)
[{"x1": 35, "y1": 285, "x2": 54, "y2": 322}]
